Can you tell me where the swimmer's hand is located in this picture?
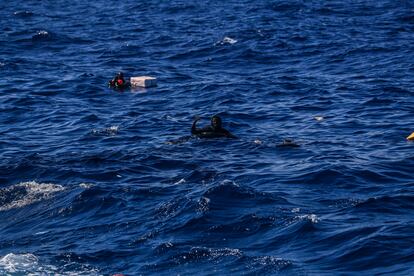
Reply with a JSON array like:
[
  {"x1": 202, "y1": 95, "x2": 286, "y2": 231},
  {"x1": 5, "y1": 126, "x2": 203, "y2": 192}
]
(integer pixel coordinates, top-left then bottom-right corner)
[{"x1": 193, "y1": 115, "x2": 201, "y2": 122}]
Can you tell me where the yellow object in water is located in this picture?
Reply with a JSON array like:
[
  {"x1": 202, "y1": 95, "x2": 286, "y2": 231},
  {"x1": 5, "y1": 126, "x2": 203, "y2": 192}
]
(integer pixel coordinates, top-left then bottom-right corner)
[{"x1": 407, "y1": 132, "x2": 414, "y2": 140}]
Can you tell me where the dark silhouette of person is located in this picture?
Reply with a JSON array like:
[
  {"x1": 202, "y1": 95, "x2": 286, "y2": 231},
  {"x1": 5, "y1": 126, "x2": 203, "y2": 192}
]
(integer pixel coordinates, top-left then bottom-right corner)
[
  {"x1": 108, "y1": 72, "x2": 129, "y2": 89},
  {"x1": 277, "y1": 139, "x2": 300, "y2": 147},
  {"x1": 191, "y1": 115, "x2": 237, "y2": 138}
]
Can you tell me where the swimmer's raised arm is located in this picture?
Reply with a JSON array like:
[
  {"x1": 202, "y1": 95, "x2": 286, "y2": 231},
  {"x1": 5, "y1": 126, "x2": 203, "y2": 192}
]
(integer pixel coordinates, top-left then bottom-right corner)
[{"x1": 191, "y1": 116, "x2": 201, "y2": 135}]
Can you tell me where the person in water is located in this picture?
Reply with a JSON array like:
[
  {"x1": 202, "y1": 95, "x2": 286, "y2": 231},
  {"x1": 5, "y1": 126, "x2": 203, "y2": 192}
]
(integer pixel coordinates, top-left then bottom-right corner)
[
  {"x1": 191, "y1": 115, "x2": 237, "y2": 138},
  {"x1": 108, "y1": 72, "x2": 129, "y2": 89}
]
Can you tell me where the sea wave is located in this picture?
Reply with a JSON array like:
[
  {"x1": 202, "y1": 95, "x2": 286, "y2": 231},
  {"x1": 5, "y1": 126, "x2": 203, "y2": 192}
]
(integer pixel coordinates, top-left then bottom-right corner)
[
  {"x1": 0, "y1": 181, "x2": 64, "y2": 212},
  {"x1": 1, "y1": 0, "x2": 414, "y2": 274},
  {"x1": 0, "y1": 253, "x2": 99, "y2": 275}
]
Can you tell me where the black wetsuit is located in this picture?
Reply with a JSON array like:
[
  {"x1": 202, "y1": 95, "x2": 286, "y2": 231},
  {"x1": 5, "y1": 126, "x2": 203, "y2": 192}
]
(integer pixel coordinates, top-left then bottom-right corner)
[
  {"x1": 108, "y1": 73, "x2": 129, "y2": 89},
  {"x1": 191, "y1": 118, "x2": 237, "y2": 139}
]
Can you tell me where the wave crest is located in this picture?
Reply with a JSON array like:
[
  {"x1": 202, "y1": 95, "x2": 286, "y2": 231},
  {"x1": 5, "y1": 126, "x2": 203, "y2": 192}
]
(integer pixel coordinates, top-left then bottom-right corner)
[
  {"x1": 0, "y1": 181, "x2": 64, "y2": 212},
  {"x1": 0, "y1": 253, "x2": 99, "y2": 275}
]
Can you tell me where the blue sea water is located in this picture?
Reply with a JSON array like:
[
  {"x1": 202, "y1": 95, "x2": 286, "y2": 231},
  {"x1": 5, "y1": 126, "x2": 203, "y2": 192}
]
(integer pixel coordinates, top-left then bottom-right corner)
[{"x1": 1, "y1": 0, "x2": 414, "y2": 274}]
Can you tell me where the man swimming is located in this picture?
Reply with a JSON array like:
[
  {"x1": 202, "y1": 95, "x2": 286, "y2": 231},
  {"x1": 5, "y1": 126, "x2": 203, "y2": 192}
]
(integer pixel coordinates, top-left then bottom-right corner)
[
  {"x1": 108, "y1": 72, "x2": 130, "y2": 89},
  {"x1": 191, "y1": 115, "x2": 237, "y2": 138}
]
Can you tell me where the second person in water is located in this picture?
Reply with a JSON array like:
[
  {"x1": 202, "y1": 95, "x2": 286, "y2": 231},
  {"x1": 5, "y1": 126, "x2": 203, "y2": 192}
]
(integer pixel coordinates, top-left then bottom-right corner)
[
  {"x1": 192, "y1": 115, "x2": 237, "y2": 139},
  {"x1": 108, "y1": 72, "x2": 130, "y2": 89}
]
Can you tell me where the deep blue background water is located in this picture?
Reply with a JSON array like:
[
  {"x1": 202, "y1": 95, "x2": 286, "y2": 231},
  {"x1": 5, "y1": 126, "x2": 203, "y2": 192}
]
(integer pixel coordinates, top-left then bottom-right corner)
[{"x1": 1, "y1": 0, "x2": 414, "y2": 275}]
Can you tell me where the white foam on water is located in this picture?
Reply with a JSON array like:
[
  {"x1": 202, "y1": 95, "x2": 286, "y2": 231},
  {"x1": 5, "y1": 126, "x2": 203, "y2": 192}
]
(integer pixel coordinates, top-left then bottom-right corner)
[
  {"x1": 165, "y1": 242, "x2": 174, "y2": 248},
  {"x1": 220, "y1": 179, "x2": 239, "y2": 187},
  {"x1": 208, "y1": 247, "x2": 242, "y2": 258},
  {"x1": 174, "y1": 178, "x2": 186, "y2": 185},
  {"x1": 79, "y1": 183, "x2": 93, "y2": 189},
  {"x1": 34, "y1": 231, "x2": 49, "y2": 235},
  {"x1": 215, "y1": 36, "x2": 238, "y2": 46},
  {"x1": 188, "y1": 247, "x2": 243, "y2": 260},
  {"x1": 0, "y1": 181, "x2": 65, "y2": 212},
  {"x1": 37, "y1": 30, "x2": 49, "y2": 36},
  {"x1": 250, "y1": 255, "x2": 292, "y2": 270},
  {"x1": 283, "y1": 213, "x2": 321, "y2": 227},
  {"x1": 297, "y1": 214, "x2": 320, "y2": 224},
  {"x1": 108, "y1": 125, "x2": 118, "y2": 132},
  {"x1": 254, "y1": 139, "x2": 263, "y2": 144},
  {"x1": 222, "y1": 36, "x2": 238, "y2": 44},
  {"x1": 253, "y1": 256, "x2": 291, "y2": 266},
  {"x1": 196, "y1": 196, "x2": 210, "y2": 212},
  {"x1": 166, "y1": 115, "x2": 180, "y2": 122},
  {"x1": 0, "y1": 253, "x2": 100, "y2": 275},
  {"x1": 91, "y1": 125, "x2": 119, "y2": 136},
  {"x1": 329, "y1": 198, "x2": 362, "y2": 209},
  {"x1": 0, "y1": 253, "x2": 39, "y2": 273}
]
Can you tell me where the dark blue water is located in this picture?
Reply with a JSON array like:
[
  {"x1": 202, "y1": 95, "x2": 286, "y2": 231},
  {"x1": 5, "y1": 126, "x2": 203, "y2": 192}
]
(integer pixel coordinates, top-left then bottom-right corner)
[{"x1": 1, "y1": 0, "x2": 414, "y2": 274}]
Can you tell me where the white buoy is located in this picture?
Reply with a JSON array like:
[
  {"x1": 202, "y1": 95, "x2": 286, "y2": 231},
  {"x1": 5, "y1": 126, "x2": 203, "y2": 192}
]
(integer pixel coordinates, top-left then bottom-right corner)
[{"x1": 130, "y1": 76, "x2": 157, "y2": 88}]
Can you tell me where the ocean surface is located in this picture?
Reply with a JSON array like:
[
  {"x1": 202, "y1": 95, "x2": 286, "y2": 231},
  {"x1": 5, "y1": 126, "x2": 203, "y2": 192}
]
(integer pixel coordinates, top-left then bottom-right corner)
[{"x1": 1, "y1": 0, "x2": 414, "y2": 275}]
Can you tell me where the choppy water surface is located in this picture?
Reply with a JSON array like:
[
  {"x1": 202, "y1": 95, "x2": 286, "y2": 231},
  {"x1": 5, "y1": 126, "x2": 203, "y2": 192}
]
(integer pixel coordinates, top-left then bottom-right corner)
[{"x1": 1, "y1": 0, "x2": 414, "y2": 275}]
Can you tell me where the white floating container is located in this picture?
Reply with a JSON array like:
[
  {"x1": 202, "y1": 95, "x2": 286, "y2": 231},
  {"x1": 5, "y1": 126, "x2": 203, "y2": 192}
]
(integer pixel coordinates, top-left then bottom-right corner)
[{"x1": 130, "y1": 76, "x2": 157, "y2": 88}]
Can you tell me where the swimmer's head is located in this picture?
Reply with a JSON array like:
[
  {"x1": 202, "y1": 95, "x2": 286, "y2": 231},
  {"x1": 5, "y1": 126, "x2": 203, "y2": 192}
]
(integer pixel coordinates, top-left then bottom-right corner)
[
  {"x1": 211, "y1": 115, "x2": 222, "y2": 130},
  {"x1": 117, "y1": 72, "x2": 124, "y2": 78}
]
